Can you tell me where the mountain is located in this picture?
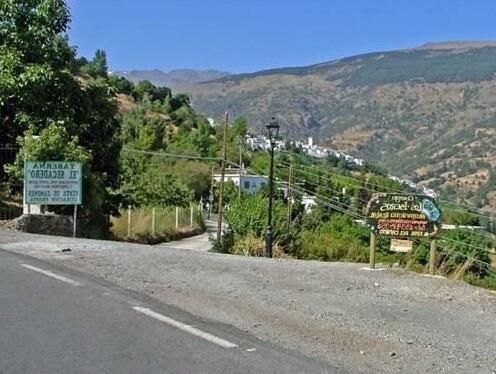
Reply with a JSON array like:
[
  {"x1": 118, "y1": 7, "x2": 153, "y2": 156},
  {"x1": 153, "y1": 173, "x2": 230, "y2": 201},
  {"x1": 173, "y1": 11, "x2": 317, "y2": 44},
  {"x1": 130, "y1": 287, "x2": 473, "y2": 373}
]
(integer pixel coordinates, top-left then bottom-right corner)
[
  {"x1": 178, "y1": 41, "x2": 496, "y2": 211},
  {"x1": 113, "y1": 68, "x2": 230, "y2": 88}
]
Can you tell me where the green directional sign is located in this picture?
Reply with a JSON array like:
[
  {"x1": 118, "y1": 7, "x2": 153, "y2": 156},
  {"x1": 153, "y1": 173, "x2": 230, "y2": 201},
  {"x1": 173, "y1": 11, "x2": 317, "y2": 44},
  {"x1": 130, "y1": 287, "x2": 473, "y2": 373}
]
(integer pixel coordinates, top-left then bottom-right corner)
[{"x1": 25, "y1": 161, "x2": 82, "y2": 205}]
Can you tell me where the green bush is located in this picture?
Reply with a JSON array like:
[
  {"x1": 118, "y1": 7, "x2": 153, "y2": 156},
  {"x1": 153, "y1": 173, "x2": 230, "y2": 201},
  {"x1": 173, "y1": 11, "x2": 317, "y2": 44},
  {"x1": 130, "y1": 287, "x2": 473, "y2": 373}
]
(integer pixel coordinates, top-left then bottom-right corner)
[{"x1": 226, "y1": 193, "x2": 294, "y2": 246}]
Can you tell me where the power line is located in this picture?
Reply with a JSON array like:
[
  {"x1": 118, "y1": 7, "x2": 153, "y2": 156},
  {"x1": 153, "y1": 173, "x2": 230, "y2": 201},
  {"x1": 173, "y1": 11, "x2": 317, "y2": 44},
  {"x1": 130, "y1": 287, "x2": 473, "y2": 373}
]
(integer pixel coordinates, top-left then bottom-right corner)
[
  {"x1": 275, "y1": 171, "x2": 364, "y2": 216},
  {"x1": 417, "y1": 237, "x2": 496, "y2": 277},
  {"x1": 279, "y1": 160, "x2": 407, "y2": 194},
  {"x1": 279, "y1": 159, "x2": 495, "y2": 222},
  {"x1": 122, "y1": 147, "x2": 221, "y2": 162},
  {"x1": 243, "y1": 164, "x2": 363, "y2": 219},
  {"x1": 438, "y1": 235, "x2": 495, "y2": 254},
  {"x1": 280, "y1": 161, "x2": 496, "y2": 243},
  {"x1": 278, "y1": 155, "x2": 495, "y2": 221},
  {"x1": 440, "y1": 199, "x2": 495, "y2": 218}
]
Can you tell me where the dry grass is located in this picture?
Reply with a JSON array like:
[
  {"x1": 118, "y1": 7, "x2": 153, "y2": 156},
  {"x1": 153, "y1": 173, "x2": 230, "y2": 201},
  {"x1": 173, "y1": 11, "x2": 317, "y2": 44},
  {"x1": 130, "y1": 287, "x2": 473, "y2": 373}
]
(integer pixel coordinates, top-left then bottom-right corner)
[{"x1": 111, "y1": 206, "x2": 204, "y2": 244}]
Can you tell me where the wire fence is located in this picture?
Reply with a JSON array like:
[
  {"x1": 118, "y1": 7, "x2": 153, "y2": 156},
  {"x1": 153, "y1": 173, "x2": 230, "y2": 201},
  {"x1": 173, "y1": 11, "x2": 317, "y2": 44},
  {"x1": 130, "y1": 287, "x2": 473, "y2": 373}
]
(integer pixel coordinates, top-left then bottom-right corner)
[{"x1": 110, "y1": 205, "x2": 203, "y2": 242}]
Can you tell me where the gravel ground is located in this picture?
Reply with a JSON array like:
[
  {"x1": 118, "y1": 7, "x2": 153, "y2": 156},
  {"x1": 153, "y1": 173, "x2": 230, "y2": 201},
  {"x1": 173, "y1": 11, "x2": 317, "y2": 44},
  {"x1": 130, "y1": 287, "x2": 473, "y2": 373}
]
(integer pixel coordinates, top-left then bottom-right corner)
[{"x1": 1, "y1": 229, "x2": 495, "y2": 373}]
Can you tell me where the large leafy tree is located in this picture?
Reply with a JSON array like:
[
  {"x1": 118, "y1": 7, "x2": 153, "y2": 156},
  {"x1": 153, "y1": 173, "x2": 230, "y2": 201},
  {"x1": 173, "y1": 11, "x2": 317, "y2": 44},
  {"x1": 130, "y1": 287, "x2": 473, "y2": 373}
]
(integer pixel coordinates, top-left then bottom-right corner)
[
  {"x1": 0, "y1": 0, "x2": 75, "y2": 143},
  {"x1": 1, "y1": 0, "x2": 122, "y2": 237}
]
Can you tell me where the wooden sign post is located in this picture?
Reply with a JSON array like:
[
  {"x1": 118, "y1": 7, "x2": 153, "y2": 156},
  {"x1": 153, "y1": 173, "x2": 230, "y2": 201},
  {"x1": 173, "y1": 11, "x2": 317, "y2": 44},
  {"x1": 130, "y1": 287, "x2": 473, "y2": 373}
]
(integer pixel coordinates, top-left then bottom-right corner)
[
  {"x1": 369, "y1": 233, "x2": 376, "y2": 269},
  {"x1": 429, "y1": 239, "x2": 437, "y2": 275}
]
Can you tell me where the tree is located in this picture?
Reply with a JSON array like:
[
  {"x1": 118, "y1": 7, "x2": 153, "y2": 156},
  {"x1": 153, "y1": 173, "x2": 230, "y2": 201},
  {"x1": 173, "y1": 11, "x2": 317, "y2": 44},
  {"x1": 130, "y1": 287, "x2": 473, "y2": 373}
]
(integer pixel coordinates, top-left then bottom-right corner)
[
  {"x1": 91, "y1": 49, "x2": 108, "y2": 77},
  {"x1": 106, "y1": 75, "x2": 134, "y2": 95},
  {"x1": 168, "y1": 94, "x2": 190, "y2": 111},
  {"x1": 132, "y1": 80, "x2": 171, "y2": 103},
  {"x1": 6, "y1": 123, "x2": 90, "y2": 182},
  {"x1": 231, "y1": 117, "x2": 247, "y2": 140},
  {"x1": 118, "y1": 155, "x2": 193, "y2": 208},
  {"x1": 132, "y1": 80, "x2": 156, "y2": 102},
  {"x1": 1, "y1": 0, "x2": 122, "y2": 237},
  {"x1": 82, "y1": 49, "x2": 108, "y2": 77},
  {"x1": 135, "y1": 117, "x2": 166, "y2": 151},
  {"x1": 0, "y1": 0, "x2": 75, "y2": 144}
]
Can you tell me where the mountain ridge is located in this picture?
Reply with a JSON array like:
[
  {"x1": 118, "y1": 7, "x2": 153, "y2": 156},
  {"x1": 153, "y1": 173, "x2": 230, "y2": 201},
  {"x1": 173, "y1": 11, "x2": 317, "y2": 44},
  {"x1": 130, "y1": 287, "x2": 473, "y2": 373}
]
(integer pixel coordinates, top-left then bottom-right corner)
[{"x1": 113, "y1": 68, "x2": 230, "y2": 88}]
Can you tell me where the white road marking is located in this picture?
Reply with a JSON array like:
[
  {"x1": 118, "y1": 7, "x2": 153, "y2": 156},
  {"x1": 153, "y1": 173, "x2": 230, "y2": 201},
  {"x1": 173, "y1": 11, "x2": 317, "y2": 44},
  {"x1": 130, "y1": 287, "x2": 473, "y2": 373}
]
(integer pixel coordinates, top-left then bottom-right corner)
[
  {"x1": 246, "y1": 348, "x2": 257, "y2": 352},
  {"x1": 20, "y1": 264, "x2": 81, "y2": 286},
  {"x1": 132, "y1": 306, "x2": 238, "y2": 349}
]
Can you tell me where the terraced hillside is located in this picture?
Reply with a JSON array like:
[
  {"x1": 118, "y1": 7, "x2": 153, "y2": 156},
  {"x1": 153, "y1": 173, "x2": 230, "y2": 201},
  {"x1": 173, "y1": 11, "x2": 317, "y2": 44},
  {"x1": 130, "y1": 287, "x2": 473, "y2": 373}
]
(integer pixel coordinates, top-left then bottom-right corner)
[{"x1": 179, "y1": 42, "x2": 496, "y2": 211}]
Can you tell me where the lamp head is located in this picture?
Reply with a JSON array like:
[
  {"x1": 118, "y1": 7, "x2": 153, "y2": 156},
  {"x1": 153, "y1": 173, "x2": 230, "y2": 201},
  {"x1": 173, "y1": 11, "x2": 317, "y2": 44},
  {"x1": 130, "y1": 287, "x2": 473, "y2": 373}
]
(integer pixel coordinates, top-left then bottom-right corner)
[{"x1": 266, "y1": 116, "x2": 280, "y2": 141}]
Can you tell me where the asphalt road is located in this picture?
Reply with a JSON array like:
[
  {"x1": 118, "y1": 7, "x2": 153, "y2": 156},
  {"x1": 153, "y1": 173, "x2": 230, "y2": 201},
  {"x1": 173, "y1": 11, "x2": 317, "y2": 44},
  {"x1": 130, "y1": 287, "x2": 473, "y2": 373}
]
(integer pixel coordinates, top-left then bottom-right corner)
[{"x1": 0, "y1": 249, "x2": 333, "y2": 374}]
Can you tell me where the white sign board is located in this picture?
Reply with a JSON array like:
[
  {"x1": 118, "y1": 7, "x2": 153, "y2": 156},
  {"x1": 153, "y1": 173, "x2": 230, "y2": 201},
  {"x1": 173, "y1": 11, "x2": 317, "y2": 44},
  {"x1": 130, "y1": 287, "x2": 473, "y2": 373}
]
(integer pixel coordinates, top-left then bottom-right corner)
[
  {"x1": 390, "y1": 239, "x2": 413, "y2": 253},
  {"x1": 25, "y1": 161, "x2": 82, "y2": 205}
]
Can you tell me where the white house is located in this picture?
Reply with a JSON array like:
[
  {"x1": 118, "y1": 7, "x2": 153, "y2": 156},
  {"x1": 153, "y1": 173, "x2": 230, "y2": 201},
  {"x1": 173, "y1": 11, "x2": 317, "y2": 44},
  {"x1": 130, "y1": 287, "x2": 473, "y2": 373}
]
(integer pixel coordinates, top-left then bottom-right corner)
[{"x1": 213, "y1": 170, "x2": 268, "y2": 194}]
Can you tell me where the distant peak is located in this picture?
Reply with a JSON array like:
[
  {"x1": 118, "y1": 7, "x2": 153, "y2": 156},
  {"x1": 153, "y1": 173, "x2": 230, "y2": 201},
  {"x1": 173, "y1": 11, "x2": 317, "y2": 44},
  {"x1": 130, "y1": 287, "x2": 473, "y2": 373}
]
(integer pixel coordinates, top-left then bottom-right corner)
[{"x1": 414, "y1": 40, "x2": 496, "y2": 50}]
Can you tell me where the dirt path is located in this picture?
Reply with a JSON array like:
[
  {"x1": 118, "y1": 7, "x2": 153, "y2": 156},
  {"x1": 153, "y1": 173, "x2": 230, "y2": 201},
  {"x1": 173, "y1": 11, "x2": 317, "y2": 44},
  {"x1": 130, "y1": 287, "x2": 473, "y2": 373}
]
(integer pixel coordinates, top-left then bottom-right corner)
[{"x1": 159, "y1": 218, "x2": 217, "y2": 252}]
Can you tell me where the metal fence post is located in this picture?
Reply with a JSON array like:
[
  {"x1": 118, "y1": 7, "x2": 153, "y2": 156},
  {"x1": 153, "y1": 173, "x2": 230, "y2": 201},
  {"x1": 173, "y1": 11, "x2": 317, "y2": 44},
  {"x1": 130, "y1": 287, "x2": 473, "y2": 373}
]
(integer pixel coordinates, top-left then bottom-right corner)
[
  {"x1": 151, "y1": 207, "x2": 156, "y2": 236},
  {"x1": 127, "y1": 205, "x2": 131, "y2": 238}
]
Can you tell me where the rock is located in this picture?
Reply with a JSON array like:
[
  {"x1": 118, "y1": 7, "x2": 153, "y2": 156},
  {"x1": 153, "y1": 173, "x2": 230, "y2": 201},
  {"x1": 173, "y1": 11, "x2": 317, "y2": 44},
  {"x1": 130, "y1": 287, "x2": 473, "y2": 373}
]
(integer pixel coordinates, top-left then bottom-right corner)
[
  {"x1": 389, "y1": 351, "x2": 396, "y2": 357},
  {"x1": 14, "y1": 214, "x2": 73, "y2": 237},
  {"x1": 374, "y1": 282, "x2": 380, "y2": 287}
]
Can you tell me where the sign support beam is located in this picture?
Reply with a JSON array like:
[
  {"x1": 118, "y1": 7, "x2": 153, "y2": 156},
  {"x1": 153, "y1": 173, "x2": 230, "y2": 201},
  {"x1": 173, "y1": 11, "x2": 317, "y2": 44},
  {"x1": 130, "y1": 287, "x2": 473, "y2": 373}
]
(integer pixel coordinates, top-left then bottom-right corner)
[
  {"x1": 369, "y1": 233, "x2": 376, "y2": 269},
  {"x1": 429, "y1": 239, "x2": 436, "y2": 275},
  {"x1": 73, "y1": 204, "x2": 77, "y2": 238}
]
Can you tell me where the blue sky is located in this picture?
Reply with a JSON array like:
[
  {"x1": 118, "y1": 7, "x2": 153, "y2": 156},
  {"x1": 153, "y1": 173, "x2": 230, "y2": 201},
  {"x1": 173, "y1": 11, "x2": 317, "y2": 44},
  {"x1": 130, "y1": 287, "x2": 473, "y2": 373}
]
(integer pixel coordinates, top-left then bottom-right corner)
[{"x1": 68, "y1": 0, "x2": 496, "y2": 74}]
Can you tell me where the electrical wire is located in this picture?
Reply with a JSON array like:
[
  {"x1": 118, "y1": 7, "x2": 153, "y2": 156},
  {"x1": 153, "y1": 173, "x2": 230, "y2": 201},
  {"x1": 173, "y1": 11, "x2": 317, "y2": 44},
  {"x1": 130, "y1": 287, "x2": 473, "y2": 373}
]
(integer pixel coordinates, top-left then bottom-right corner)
[
  {"x1": 122, "y1": 147, "x2": 222, "y2": 162},
  {"x1": 279, "y1": 158, "x2": 495, "y2": 222},
  {"x1": 279, "y1": 159, "x2": 496, "y2": 225}
]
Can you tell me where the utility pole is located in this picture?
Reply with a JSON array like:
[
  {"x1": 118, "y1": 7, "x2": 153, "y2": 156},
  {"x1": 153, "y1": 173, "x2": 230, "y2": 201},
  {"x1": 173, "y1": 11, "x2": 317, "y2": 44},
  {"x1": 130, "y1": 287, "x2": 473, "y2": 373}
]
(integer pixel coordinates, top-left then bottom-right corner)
[
  {"x1": 217, "y1": 112, "x2": 229, "y2": 241},
  {"x1": 208, "y1": 166, "x2": 214, "y2": 219},
  {"x1": 238, "y1": 137, "x2": 243, "y2": 199},
  {"x1": 265, "y1": 117, "x2": 280, "y2": 258},
  {"x1": 287, "y1": 163, "x2": 293, "y2": 223}
]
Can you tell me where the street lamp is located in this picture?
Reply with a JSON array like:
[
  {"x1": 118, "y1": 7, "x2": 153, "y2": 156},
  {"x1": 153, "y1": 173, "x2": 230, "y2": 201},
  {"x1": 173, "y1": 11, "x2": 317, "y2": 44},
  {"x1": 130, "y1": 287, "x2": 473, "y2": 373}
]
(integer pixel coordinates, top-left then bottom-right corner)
[{"x1": 265, "y1": 116, "x2": 280, "y2": 258}]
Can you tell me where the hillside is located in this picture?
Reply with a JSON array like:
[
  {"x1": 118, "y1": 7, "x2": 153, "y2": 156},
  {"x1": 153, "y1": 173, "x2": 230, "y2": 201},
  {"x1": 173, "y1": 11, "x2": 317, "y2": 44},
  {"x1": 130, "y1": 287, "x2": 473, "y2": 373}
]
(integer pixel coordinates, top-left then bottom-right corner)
[
  {"x1": 113, "y1": 68, "x2": 230, "y2": 87},
  {"x1": 179, "y1": 41, "x2": 496, "y2": 211}
]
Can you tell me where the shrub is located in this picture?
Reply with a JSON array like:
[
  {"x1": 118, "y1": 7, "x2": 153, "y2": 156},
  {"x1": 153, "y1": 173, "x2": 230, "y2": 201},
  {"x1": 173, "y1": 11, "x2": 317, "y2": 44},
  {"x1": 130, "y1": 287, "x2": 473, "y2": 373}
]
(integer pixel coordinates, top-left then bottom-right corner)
[{"x1": 231, "y1": 234, "x2": 264, "y2": 256}]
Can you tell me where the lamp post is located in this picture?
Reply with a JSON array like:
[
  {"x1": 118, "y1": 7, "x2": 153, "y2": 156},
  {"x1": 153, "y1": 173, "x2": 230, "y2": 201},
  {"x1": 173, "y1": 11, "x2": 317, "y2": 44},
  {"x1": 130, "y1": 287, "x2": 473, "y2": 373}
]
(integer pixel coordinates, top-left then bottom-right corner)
[{"x1": 265, "y1": 116, "x2": 280, "y2": 258}]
